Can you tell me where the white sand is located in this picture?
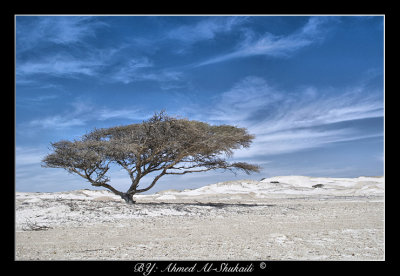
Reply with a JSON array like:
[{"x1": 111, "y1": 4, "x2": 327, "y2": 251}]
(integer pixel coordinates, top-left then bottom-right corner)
[{"x1": 15, "y1": 176, "x2": 384, "y2": 260}]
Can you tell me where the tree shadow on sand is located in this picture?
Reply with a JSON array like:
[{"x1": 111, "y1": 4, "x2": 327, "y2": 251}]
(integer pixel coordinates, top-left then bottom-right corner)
[{"x1": 133, "y1": 201, "x2": 276, "y2": 208}]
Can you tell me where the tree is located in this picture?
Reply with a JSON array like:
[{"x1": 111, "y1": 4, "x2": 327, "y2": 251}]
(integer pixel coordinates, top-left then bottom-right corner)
[{"x1": 42, "y1": 111, "x2": 260, "y2": 204}]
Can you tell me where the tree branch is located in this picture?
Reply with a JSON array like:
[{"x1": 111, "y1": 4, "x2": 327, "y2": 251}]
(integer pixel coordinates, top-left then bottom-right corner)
[
  {"x1": 70, "y1": 166, "x2": 123, "y2": 196},
  {"x1": 91, "y1": 182, "x2": 123, "y2": 196},
  {"x1": 134, "y1": 169, "x2": 167, "y2": 194},
  {"x1": 165, "y1": 167, "x2": 215, "y2": 175}
]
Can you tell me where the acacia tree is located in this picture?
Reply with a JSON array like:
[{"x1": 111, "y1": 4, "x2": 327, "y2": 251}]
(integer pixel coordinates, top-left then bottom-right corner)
[{"x1": 42, "y1": 112, "x2": 260, "y2": 204}]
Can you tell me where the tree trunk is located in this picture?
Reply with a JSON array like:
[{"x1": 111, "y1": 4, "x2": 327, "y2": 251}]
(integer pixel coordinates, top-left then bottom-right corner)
[{"x1": 120, "y1": 193, "x2": 136, "y2": 205}]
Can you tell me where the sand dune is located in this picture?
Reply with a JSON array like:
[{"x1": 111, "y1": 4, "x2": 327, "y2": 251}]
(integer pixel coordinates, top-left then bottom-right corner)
[{"x1": 153, "y1": 175, "x2": 384, "y2": 198}]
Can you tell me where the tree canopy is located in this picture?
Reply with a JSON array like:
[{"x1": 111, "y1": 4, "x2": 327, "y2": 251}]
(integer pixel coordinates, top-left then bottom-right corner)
[{"x1": 42, "y1": 111, "x2": 260, "y2": 204}]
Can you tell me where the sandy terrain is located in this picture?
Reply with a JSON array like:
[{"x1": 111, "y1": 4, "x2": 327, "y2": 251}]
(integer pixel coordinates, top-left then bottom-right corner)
[{"x1": 15, "y1": 176, "x2": 384, "y2": 260}]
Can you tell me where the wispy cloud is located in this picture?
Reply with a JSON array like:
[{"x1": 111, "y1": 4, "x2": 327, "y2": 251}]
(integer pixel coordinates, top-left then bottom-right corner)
[
  {"x1": 109, "y1": 57, "x2": 153, "y2": 84},
  {"x1": 30, "y1": 116, "x2": 86, "y2": 129},
  {"x1": 196, "y1": 17, "x2": 337, "y2": 67},
  {"x1": 182, "y1": 75, "x2": 383, "y2": 158},
  {"x1": 17, "y1": 54, "x2": 103, "y2": 79},
  {"x1": 16, "y1": 17, "x2": 185, "y2": 87},
  {"x1": 15, "y1": 145, "x2": 87, "y2": 192},
  {"x1": 15, "y1": 146, "x2": 46, "y2": 166},
  {"x1": 109, "y1": 57, "x2": 184, "y2": 85},
  {"x1": 16, "y1": 16, "x2": 108, "y2": 52},
  {"x1": 209, "y1": 76, "x2": 283, "y2": 122},
  {"x1": 28, "y1": 99, "x2": 91, "y2": 129},
  {"x1": 233, "y1": 128, "x2": 382, "y2": 158},
  {"x1": 96, "y1": 108, "x2": 145, "y2": 121},
  {"x1": 168, "y1": 16, "x2": 248, "y2": 44},
  {"x1": 17, "y1": 94, "x2": 61, "y2": 111},
  {"x1": 16, "y1": 16, "x2": 112, "y2": 84},
  {"x1": 209, "y1": 76, "x2": 382, "y2": 127},
  {"x1": 28, "y1": 99, "x2": 146, "y2": 130}
]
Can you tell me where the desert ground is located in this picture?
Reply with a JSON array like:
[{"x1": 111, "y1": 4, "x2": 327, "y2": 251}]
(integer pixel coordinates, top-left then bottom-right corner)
[{"x1": 15, "y1": 176, "x2": 384, "y2": 260}]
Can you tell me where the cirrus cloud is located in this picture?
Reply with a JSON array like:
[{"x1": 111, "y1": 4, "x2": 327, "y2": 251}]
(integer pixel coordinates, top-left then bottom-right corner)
[{"x1": 196, "y1": 17, "x2": 338, "y2": 67}]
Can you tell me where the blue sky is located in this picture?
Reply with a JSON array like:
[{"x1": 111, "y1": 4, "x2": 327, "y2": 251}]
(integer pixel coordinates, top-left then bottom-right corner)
[{"x1": 15, "y1": 15, "x2": 384, "y2": 193}]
